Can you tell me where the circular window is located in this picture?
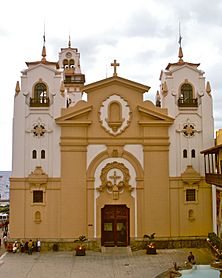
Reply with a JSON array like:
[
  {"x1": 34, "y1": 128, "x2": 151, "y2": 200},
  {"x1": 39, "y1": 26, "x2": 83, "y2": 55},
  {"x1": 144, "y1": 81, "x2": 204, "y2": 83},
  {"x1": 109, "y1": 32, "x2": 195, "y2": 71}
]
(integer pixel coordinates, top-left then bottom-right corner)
[
  {"x1": 33, "y1": 124, "x2": 46, "y2": 137},
  {"x1": 183, "y1": 124, "x2": 195, "y2": 137}
]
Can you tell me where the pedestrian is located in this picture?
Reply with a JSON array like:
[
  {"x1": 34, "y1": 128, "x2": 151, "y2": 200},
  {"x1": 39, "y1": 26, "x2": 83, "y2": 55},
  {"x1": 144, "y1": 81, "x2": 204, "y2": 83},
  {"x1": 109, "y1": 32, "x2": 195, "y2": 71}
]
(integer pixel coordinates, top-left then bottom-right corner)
[
  {"x1": 188, "y1": 251, "x2": 196, "y2": 264},
  {"x1": 28, "y1": 239, "x2": 33, "y2": 255},
  {"x1": 3, "y1": 235, "x2": 7, "y2": 248},
  {"x1": 37, "y1": 239, "x2": 41, "y2": 252}
]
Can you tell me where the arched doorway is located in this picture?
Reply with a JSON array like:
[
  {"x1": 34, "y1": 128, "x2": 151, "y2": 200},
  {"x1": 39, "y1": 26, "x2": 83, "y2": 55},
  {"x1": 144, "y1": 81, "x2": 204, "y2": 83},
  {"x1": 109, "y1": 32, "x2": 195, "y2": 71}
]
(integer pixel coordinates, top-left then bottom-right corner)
[{"x1": 101, "y1": 204, "x2": 129, "y2": 246}]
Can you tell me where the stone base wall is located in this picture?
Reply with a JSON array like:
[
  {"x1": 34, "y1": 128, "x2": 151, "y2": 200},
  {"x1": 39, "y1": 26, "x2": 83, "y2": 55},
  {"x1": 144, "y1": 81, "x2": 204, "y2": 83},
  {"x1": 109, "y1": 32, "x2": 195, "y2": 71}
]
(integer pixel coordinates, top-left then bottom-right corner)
[
  {"x1": 131, "y1": 237, "x2": 208, "y2": 251},
  {"x1": 9, "y1": 237, "x2": 207, "y2": 252}
]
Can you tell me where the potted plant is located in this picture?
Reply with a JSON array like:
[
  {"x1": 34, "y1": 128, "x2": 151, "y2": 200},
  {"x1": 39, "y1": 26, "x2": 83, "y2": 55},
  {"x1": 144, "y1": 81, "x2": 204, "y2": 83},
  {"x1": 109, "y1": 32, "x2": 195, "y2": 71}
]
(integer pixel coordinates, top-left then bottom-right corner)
[
  {"x1": 143, "y1": 233, "x2": 156, "y2": 254},
  {"x1": 74, "y1": 235, "x2": 87, "y2": 256}
]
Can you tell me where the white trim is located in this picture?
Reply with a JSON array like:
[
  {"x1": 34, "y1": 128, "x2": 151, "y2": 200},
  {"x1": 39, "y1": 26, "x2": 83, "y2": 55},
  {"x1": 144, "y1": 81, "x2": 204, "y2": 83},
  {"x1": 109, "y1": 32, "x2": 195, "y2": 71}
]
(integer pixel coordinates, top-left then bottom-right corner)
[{"x1": 93, "y1": 157, "x2": 137, "y2": 238}]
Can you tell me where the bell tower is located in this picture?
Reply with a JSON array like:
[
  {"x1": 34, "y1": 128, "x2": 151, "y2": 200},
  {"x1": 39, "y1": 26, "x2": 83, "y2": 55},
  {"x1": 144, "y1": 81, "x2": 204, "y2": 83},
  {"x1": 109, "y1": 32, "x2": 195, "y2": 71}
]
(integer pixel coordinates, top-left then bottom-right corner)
[
  {"x1": 58, "y1": 37, "x2": 85, "y2": 107},
  {"x1": 159, "y1": 41, "x2": 214, "y2": 177}
]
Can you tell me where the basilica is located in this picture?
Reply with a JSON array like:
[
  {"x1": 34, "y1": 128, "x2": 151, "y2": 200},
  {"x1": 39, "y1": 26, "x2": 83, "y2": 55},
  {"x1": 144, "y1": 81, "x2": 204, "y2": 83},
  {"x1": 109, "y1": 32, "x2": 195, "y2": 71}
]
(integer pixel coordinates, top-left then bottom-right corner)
[{"x1": 10, "y1": 37, "x2": 214, "y2": 247}]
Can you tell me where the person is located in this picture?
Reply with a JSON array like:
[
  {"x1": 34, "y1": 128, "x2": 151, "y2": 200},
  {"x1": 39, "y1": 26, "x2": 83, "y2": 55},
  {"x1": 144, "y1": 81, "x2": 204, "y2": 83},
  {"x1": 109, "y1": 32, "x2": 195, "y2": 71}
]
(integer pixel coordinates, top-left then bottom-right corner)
[
  {"x1": 36, "y1": 239, "x2": 41, "y2": 252},
  {"x1": 173, "y1": 262, "x2": 179, "y2": 271},
  {"x1": 13, "y1": 241, "x2": 19, "y2": 253},
  {"x1": 188, "y1": 251, "x2": 196, "y2": 264},
  {"x1": 28, "y1": 239, "x2": 33, "y2": 255},
  {"x1": 3, "y1": 235, "x2": 7, "y2": 248}
]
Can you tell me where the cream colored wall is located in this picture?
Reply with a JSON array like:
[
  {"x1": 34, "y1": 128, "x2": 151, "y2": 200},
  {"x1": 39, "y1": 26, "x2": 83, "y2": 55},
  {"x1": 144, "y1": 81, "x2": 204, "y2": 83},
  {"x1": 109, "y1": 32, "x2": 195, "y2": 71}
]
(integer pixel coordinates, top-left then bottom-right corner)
[
  {"x1": 60, "y1": 146, "x2": 87, "y2": 238},
  {"x1": 143, "y1": 146, "x2": 171, "y2": 237},
  {"x1": 169, "y1": 178, "x2": 212, "y2": 236},
  {"x1": 10, "y1": 179, "x2": 61, "y2": 239}
]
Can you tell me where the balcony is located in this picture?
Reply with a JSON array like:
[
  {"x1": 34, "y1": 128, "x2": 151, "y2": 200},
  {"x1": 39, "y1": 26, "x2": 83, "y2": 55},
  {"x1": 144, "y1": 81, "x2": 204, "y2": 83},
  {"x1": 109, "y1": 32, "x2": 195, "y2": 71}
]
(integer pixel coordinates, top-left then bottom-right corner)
[
  {"x1": 64, "y1": 74, "x2": 85, "y2": 85},
  {"x1": 30, "y1": 97, "x2": 50, "y2": 107},
  {"x1": 205, "y1": 173, "x2": 222, "y2": 187},
  {"x1": 178, "y1": 97, "x2": 198, "y2": 107}
]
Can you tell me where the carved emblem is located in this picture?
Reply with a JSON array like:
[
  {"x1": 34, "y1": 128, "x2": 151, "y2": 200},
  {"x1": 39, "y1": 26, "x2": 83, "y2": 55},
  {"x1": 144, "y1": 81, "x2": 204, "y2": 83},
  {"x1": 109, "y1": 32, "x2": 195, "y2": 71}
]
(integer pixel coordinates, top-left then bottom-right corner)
[
  {"x1": 98, "y1": 162, "x2": 133, "y2": 200},
  {"x1": 99, "y1": 94, "x2": 131, "y2": 136},
  {"x1": 32, "y1": 123, "x2": 46, "y2": 137}
]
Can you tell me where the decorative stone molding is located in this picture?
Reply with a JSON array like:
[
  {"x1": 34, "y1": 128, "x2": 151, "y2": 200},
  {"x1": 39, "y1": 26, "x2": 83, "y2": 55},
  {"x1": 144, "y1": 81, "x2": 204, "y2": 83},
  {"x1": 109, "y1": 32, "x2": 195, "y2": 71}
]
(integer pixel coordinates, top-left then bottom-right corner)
[
  {"x1": 176, "y1": 119, "x2": 201, "y2": 138},
  {"x1": 98, "y1": 161, "x2": 133, "y2": 200},
  {"x1": 28, "y1": 166, "x2": 48, "y2": 186},
  {"x1": 181, "y1": 165, "x2": 201, "y2": 186},
  {"x1": 26, "y1": 117, "x2": 53, "y2": 137},
  {"x1": 34, "y1": 211, "x2": 42, "y2": 224},
  {"x1": 99, "y1": 94, "x2": 131, "y2": 136}
]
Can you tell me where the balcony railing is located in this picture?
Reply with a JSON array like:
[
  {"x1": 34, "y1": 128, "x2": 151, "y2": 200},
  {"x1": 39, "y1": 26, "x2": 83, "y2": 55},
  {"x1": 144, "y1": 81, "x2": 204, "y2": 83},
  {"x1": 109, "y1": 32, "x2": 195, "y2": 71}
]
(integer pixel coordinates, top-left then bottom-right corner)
[
  {"x1": 30, "y1": 97, "x2": 50, "y2": 107},
  {"x1": 205, "y1": 173, "x2": 222, "y2": 187},
  {"x1": 178, "y1": 98, "x2": 198, "y2": 107},
  {"x1": 64, "y1": 74, "x2": 85, "y2": 85}
]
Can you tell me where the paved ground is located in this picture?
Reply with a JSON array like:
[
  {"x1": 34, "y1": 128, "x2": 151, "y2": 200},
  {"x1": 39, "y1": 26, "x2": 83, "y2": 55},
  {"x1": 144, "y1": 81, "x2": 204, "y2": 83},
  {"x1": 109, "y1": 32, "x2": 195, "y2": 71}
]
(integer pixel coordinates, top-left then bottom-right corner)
[{"x1": 0, "y1": 246, "x2": 216, "y2": 278}]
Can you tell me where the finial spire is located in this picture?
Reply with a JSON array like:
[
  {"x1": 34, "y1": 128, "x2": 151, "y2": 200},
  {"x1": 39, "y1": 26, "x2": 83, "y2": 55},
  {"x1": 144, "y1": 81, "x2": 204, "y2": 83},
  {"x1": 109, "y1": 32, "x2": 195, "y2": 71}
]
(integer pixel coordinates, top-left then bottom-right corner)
[
  {"x1": 68, "y1": 35, "x2": 71, "y2": 48},
  {"x1": 155, "y1": 90, "x2": 161, "y2": 107},
  {"x1": 41, "y1": 23, "x2": 46, "y2": 63},
  {"x1": 178, "y1": 21, "x2": 183, "y2": 62},
  {"x1": 15, "y1": 81, "x2": 20, "y2": 96}
]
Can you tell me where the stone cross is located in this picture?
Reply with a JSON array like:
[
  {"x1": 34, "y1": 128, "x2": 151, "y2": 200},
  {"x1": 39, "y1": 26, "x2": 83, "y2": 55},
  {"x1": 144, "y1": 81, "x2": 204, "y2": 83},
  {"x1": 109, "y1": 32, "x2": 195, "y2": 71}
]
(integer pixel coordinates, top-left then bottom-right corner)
[
  {"x1": 111, "y1": 59, "x2": 120, "y2": 76},
  {"x1": 109, "y1": 170, "x2": 121, "y2": 185}
]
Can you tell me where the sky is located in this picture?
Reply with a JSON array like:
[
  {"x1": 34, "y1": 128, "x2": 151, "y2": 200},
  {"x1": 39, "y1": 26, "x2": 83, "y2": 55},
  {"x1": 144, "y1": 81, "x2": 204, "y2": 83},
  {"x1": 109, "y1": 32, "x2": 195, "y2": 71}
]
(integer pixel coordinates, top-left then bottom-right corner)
[{"x1": 0, "y1": 0, "x2": 222, "y2": 170}]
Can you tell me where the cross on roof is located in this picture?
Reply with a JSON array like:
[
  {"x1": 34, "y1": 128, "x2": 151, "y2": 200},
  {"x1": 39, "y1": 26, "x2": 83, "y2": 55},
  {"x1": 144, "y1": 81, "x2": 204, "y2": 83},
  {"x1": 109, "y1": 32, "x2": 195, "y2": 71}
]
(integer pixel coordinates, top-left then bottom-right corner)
[{"x1": 111, "y1": 59, "x2": 120, "y2": 76}]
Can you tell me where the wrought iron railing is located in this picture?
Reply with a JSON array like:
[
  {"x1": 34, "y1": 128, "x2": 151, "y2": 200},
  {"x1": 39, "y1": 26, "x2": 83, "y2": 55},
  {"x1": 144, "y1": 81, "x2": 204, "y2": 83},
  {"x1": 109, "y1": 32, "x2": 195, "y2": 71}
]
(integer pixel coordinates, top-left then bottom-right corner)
[
  {"x1": 30, "y1": 97, "x2": 50, "y2": 107},
  {"x1": 178, "y1": 98, "x2": 198, "y2": 107},
  {"x1": 64, "y1": 74, "x2": 85, "y2": 84}
]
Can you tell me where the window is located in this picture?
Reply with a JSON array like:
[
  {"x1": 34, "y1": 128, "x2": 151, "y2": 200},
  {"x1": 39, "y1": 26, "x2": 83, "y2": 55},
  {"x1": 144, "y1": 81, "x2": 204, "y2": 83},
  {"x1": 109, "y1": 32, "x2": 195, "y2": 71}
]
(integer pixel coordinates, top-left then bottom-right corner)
[
  {"x1": 33, "y1": 190, "x2": 43, "y2": 203},
  {"x1": 191, "y1": 149, "x2": 195, "y2": 158},
  {"x1": 188, "y1": 209, "x2": 195, "y2": 221},
  {"x1": 30, "y1": 82, "x2": 49, "y2": 107},
  {"x1": 32, "y1": 150, "x2": 37, "y2": 159},
  {"x1": 34, "y1": 211, "x2": 41, "y2": 223},
  {"x1": 181, "y1": 84, "x2": 193, "y2": 101},
  {"x1": 41, "y1": 150, "x2": 45, "y2": 159},
  {"x1": 34, "y1": 83, "x2": 47, "y2": 100},
  {"x1": 69, "y1": 59, "x2": 75, "y2": 68},
  {"x1": 183, "y1": 149, "x2": 188, "y2": 158},
  {"x1": 178, "y1": 83, "x2": 198, "y2": 107},
  {"x1": 186, "y1": 189, "x2": 196, "y2": 202},
  {"x1": 63, "y1": 59, "x2": 68, "y2": 68}
]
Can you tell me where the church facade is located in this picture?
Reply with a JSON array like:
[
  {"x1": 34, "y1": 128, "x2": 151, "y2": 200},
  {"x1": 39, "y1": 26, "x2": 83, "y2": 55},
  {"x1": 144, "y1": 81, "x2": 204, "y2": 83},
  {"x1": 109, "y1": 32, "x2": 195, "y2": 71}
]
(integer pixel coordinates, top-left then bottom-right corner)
[{"x1": 10, "y1": 39, "x2": 214, "y2": 246}]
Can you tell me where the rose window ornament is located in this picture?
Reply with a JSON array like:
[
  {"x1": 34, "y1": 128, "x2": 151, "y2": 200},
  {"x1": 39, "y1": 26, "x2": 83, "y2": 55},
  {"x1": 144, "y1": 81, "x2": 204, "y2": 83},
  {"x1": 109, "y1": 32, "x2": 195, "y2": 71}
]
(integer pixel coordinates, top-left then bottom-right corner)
[
  {"x1": 32, "y1": 123, "x2": 46, "y2": 137},
  {"x1": 182, "y1": 123, "x2": 196, "y2": 137}
]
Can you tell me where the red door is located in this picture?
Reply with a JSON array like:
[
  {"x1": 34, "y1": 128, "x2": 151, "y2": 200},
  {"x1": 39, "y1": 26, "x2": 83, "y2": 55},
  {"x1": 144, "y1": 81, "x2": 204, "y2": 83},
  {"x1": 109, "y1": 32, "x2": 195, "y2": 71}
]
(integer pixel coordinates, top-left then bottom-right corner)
[{"x1": 101, "y1": 205, "x2": 129, "y2": 246}]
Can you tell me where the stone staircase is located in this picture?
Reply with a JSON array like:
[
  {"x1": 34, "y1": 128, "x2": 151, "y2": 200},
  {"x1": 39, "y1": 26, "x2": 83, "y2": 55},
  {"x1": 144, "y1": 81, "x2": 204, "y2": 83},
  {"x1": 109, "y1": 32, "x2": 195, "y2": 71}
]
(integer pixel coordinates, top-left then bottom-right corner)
[{"x1": 101, "y1": 246, "x2": 132, "y2": 256}]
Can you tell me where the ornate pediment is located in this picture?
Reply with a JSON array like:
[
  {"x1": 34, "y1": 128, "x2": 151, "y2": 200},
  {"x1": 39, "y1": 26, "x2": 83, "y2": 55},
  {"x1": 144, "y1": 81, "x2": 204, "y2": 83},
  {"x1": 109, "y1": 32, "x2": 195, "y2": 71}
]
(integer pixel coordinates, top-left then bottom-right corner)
[
  {"x1": 181, "y1": 165, "x2": 201, "y2": 185},
  {"x1": 56, "y1": 104, "x2": 93, "y2": 126},
  {"x1": 28, "y1": 166, "x2": 48, "y2": 185},
  {"x1": 137, "y1": 105, "x2": 174, "y2": 125}
]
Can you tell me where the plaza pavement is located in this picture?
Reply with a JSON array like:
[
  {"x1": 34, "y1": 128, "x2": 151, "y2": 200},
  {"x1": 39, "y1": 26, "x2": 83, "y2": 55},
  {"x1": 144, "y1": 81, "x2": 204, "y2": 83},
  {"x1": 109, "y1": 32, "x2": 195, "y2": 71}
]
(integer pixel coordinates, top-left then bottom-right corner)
[{"x1": 0, "y1": 246, "x2": 216, "y2": 278}]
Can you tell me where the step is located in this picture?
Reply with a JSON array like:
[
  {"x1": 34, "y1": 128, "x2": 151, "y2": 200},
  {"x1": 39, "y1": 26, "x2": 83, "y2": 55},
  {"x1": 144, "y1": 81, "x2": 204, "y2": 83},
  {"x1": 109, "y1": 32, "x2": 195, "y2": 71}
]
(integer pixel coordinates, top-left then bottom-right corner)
[{"x1": 101, "y1": 246, "x2": 132, "y2": 256}]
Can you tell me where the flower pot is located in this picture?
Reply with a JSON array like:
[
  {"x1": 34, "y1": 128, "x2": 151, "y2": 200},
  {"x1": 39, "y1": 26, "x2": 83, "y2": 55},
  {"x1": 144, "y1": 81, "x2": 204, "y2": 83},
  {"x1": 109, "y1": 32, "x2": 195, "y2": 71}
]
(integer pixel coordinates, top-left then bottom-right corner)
[
  {"x1": 146, "y1": 243, "x2": 157, "y2": 254},
  {"x1": 75, "y1": 246, "x2": 86, "y2": 256}
]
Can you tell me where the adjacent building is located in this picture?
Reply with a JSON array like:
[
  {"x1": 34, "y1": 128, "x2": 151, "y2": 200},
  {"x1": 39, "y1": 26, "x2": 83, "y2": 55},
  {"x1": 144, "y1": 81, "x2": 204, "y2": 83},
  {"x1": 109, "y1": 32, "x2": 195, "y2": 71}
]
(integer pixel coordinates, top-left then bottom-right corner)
[
  {"x1": 0, "y1": 171, "x2": 10, "y2": 203},
  {"x1": 201, "y1": 129, "x2": 222, "y2": 237}
]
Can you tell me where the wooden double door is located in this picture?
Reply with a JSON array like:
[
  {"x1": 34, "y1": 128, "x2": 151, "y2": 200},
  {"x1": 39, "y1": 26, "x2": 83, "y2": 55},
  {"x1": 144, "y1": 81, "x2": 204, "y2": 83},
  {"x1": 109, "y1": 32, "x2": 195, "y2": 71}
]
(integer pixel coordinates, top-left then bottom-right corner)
[{"x1": 101, "y1": 205, "x2": 129, "y2": 246}]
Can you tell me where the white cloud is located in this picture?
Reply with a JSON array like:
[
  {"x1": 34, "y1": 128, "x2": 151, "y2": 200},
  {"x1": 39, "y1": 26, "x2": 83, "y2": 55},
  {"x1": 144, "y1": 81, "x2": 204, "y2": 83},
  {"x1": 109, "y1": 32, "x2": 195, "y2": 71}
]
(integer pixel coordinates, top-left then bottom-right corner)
[{"x1": 0, "y1": 0, "x2": 222, "y2": 170}]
